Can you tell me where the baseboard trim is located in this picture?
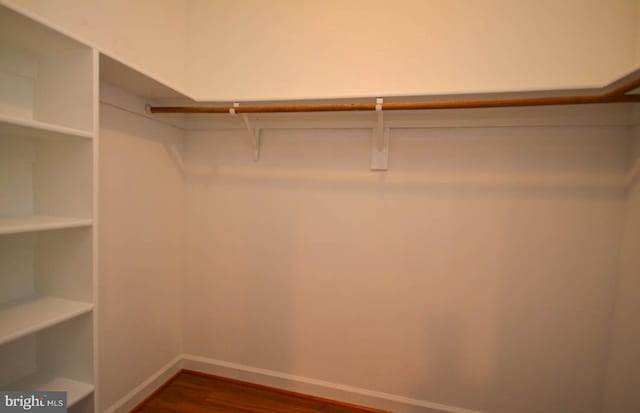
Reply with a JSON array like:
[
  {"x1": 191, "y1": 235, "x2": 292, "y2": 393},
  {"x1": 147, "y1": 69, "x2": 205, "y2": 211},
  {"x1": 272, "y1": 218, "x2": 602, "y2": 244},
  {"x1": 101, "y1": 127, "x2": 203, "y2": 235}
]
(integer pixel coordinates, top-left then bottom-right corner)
[
  {"x1": 102, "y1": 355, "x2": 183, "y2": 413},
  {"x1": 100, "y1": 354, "x2": 483, "y2": 413},
  {"x1": 181, "y1": 354, "x2": 483, "y2": 413},
  {"x1": 183, "y1": 368, "x2": 390, "y2": 413}
]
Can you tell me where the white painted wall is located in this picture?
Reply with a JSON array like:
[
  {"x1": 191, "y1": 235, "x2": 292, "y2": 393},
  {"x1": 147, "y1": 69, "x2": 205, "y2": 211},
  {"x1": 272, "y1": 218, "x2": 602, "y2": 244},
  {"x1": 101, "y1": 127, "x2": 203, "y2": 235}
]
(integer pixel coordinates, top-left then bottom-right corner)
[
  {"x1": 181, "y1": 106, "x2": 631, "y2": 413},
  {"x1": 186, "y1": 0, "x2": 639, "y2": 101},
  {"x1": 5, "y1": 0, "x2": 639, "y2": 101},
  {"x1": 603, "y1": 131, "x2": 640, "y2": 413},
  {"x1": 1, "y1": 0, "x2": 188, "y2": 94},
  {"x1": 98, "y1": 84, "x2": 184, "y2": 411}
]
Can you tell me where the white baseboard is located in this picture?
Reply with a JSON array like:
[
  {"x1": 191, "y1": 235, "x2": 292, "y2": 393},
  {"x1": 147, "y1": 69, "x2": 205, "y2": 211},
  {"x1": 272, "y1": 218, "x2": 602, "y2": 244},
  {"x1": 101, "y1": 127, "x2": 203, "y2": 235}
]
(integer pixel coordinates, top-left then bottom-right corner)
[
  {"x1": 102, "y1": 355, "x2": 183, "y2": 413},
  {"x1": 100, "y1": 353, "x2": 483, "y2": 413},
  {"x1": 181, "y1": 354, "x2": 483, "y2": 413}
]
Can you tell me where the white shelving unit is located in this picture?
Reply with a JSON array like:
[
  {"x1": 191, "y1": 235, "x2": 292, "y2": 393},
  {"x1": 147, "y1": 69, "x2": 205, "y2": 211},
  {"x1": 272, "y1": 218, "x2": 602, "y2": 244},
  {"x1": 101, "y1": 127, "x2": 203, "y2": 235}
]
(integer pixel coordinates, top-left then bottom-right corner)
[
  {"x1": 0, "y1": 315, "x2": 94, "y2": 409},
  {"x1": 9, "y1": 376, "x2": 95, "y2": 407},
  {"x1": 0, "y1": 4, "x2": 96, "y2": 412},
  {"x1": 0, "y1": 297, "x2": 93, "y2": 346},
  {"x1": 0, "y1": 114, "x2": 93, "y2": 141}
]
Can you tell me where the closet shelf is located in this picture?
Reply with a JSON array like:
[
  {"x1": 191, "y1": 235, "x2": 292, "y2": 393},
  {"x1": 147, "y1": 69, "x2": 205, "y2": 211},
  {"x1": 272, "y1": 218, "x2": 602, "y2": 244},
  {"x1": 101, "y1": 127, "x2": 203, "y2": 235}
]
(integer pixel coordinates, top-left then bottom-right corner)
[
  {"x1": 0, "y1": 114, "x2": 93, "y2": 140},
  {"x1": 0, "y1": 216, "x2": 93, "y2": 235},
  {"x1": 4, "y1": 375, "x2": 94, "y2": 407},
  {"x1": 0, "y1": 297, "x2": 93, "y2": 346}
]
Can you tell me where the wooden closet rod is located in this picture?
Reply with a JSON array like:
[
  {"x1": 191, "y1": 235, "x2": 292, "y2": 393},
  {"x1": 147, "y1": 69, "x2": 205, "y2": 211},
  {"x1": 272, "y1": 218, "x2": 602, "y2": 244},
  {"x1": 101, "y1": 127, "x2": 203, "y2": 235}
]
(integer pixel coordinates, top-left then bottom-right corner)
[{"x1": 149, "y1": 70, "x2": 640, "y2": 114}]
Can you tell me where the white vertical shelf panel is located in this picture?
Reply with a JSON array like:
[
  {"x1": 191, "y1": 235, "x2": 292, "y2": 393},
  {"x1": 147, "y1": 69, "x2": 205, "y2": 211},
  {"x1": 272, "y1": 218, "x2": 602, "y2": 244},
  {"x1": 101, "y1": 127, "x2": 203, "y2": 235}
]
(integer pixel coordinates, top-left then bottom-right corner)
[{"x1": 90, "y1": 47, "x2": 100, "y2": 413}]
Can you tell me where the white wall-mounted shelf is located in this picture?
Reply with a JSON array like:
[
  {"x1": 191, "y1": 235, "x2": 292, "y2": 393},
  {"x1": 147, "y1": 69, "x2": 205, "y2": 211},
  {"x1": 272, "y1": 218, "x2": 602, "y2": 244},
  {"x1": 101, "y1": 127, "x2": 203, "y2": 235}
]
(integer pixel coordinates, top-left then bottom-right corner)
[
  {"x1": 6, "y1": 375, "x2": 94, "y2": 407},
  {"x1": 0, "y1": 114, "x2": 93, "y2": 141},
  {"x1": 0, "y1": 5, "x2": 94, "y2": 132},
  {"x1": 0, "y1": 296, "x2": 93, "y2": 346},
  {"x1": 0, "y1": 216, "x2": 93, "y2": 236}
]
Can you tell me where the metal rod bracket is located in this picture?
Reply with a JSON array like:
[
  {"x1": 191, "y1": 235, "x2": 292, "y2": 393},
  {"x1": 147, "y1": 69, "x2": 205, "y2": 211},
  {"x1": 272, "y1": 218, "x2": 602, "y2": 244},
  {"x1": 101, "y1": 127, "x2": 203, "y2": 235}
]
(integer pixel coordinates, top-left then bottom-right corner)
[
  {"x1": 371, "y1": 98, "x2": 389, "y2": 171},
  {"x1": 231, "y1": 102, "x2": 261, "y2": 161}
]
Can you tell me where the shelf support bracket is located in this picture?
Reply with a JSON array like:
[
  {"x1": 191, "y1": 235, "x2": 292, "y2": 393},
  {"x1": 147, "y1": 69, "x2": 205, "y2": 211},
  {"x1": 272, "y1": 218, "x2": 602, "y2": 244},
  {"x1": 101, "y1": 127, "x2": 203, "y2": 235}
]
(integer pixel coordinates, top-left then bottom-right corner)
[
  {"x1": 371, "y1": 98, "x2": 389, "y2": 171},
  {"x1": 230, "y1": 103, "x2": 261, "y2": 161}
]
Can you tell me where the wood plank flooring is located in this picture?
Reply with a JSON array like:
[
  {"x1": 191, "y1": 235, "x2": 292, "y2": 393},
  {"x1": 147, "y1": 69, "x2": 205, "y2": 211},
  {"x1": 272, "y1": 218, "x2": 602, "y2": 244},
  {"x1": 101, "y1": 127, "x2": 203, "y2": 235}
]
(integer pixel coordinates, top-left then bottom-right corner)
[{"x1": 133, "y1": 370, "x2": 389, "y2": 413}]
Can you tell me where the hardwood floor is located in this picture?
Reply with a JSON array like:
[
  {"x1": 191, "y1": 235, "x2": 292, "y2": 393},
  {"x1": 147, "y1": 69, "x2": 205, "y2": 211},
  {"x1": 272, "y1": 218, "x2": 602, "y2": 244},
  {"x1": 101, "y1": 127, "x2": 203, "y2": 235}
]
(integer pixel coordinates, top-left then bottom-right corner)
[{"x1": 133, "y1": 370, "x2": 389, "y2": 413}]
